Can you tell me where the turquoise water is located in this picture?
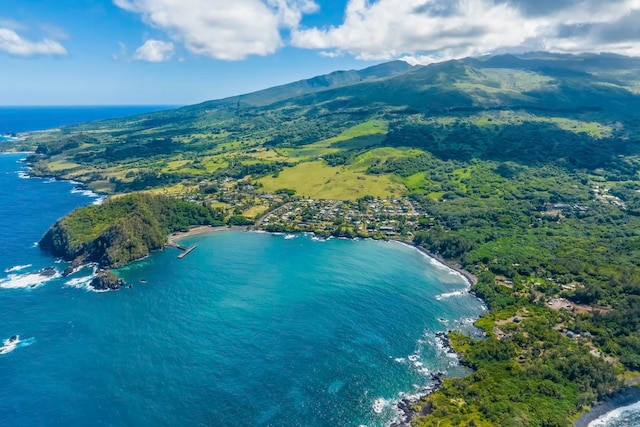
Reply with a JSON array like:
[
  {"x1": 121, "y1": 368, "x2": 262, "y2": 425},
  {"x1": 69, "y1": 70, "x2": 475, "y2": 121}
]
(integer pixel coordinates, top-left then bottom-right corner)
[{"x1": 0, "y1": 152, "x2": 485, "y2": 426}]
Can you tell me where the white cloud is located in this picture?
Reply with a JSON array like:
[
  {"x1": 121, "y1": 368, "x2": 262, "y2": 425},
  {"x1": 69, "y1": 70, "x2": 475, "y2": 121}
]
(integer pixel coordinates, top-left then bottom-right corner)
[
  {"x1": 0, "y1": 27, "x2": 67, "y2": 56},
  {"x1": 114, "y1": 0, "x2": 318, "y2": 60},
  {"x1": 133, "y1": 39, "x2": 175, "y2": 62},
  {"x1": 266, "y1": 0, "x2": 319, "y2": 28},
  {"x1": 291, "y1": 0, "x2": 640, "y2": 63},
  {"x1": 114, "y1": 0, "x2": 640, "y2": 64}
]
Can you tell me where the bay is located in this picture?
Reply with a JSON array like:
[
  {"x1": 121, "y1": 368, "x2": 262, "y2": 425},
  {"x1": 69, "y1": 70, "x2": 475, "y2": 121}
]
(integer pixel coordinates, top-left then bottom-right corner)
[{"x1": 0, "y1": 151, "x2": 484, "y2": 426}]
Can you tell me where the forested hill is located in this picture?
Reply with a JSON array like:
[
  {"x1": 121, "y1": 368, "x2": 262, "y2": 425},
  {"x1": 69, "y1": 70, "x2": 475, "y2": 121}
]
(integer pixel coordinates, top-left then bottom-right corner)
[{"x1": 39, "y1": 194, "x2": 225, "y2": 269}]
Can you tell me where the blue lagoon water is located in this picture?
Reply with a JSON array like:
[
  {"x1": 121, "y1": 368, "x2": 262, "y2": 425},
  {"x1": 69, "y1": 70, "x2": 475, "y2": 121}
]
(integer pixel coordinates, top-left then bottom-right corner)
[{"x1": 0, "y1": 152, "x2": 484, "y2": 426}]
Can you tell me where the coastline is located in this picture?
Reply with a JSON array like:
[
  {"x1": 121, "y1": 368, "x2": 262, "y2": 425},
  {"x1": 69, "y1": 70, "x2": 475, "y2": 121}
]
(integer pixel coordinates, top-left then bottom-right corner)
[
  {"x1": 391, "y1": 240, "x2": 479, "y2": 425},
  {"x1": 574, "y1": 386, "x2": 640, "y2": 427},
  {"x1": 396, "y1": 240, "x2": 478, "y2": 286},
  {"x1": 168, "y1": 225, "x2": 249, "y2": 244}
]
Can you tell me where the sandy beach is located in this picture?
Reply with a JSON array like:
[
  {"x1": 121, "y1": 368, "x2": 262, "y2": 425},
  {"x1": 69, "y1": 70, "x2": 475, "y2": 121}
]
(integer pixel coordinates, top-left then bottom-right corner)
[{"x1": 168, "y1": 225, "x2": 248, "y2": 244}]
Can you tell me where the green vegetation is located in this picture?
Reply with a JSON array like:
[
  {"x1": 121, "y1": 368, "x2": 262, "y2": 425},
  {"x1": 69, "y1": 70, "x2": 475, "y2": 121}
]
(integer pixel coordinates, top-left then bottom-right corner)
[
  {"x1": 39, "y1": 193, "x2": 225, "y2": 268},
  {"x1": 9, "y1": 52, "x2": 640, "y2": 425},
  {"x1": 258, "y1": 161, "x2": 405, "y2": 199}
]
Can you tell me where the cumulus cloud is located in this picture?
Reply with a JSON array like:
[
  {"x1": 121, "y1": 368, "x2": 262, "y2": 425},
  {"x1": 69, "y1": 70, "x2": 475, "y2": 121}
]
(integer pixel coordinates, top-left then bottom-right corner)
[
  {"x1": 0, "y1": 27, "x2": 67, "y2": 56},
  {"x1": 114, "y1": 0, "x2": 318, "y2": 60},
  {"x1": 113, "y1": 0, "x2": 640, "y2": 63},
  {"x1": 133, "y1": 39, "x2": 175, "y2": 62},
  {"x1": 291, "y1": 0, "x2": 640, "y2": 63}
]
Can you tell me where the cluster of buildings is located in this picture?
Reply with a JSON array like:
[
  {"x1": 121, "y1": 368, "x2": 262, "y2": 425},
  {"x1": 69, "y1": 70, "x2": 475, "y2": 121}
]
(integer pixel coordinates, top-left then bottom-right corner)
[{"x1": 256, "y1": 197, "x2": 431, "y2": 239}]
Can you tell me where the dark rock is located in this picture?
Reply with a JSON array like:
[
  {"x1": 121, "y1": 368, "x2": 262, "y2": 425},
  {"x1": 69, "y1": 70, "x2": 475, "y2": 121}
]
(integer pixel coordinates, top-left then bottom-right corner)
[
  {"x1": 39, "y1": 267, "x2": 57, "y2": 277},
  {"x1": 90, "y1": 271, "x2": 126, "y2": 291},
  {"x1": 62, "y1": 259, "x2": 86, "y2": 277}
]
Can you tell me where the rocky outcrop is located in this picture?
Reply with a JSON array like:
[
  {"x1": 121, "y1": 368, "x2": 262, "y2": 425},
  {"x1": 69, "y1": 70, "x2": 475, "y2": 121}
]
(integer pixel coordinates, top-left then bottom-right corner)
[{"x1": 90, "y1": 271, "x2": 126, "y2": 291}]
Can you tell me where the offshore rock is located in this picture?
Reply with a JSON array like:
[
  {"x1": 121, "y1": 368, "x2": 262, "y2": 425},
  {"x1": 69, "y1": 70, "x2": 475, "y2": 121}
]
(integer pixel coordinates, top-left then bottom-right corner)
[{"x1": 90, "y1": 271, "x2": 126, "y2": 291}]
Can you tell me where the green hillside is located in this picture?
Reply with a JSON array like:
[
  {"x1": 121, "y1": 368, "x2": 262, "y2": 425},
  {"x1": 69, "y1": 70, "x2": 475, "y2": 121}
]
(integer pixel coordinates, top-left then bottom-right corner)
[
  {"x1": 12, "y1": 52, "x2": 640, "y2": 426},
  {"x1": 39, "y1": 193, "x2": 225, "y2": 268}
]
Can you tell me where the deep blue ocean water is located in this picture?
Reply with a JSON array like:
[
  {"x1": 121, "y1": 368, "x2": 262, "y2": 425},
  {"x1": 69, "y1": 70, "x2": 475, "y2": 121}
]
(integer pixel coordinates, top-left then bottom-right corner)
[{"x1": 0, "y1": 105, "x2": 176, "y2": 134}]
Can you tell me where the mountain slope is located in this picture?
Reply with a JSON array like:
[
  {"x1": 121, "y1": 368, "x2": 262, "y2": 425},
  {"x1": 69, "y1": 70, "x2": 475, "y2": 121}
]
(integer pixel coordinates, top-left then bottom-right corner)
[{"x1": 17, "y1": 52, "x2": 640, "y2": 196}]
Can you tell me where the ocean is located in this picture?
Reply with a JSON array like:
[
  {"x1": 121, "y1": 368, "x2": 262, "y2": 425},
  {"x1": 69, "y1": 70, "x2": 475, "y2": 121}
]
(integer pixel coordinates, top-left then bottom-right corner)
[
  {"x1": 0, "y1": 105, "x2": 175, "y2": 134},
  {"x1": 0, "y1": 152, "x2": 483, "y2": 426}
]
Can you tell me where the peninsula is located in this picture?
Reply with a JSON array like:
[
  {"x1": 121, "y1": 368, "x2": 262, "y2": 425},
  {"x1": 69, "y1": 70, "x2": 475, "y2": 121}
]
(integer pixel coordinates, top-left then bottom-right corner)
[{"x1": 16, "y1": 53, "x2": 640, "y2": 425}]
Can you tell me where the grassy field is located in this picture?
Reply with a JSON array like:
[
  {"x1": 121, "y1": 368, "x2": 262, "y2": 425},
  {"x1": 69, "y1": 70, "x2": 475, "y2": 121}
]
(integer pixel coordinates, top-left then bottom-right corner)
[
  {"x1": 403, "y1": 172, "x2": 427, "y2": 192},
  {"x1": 259, "y1": 161, "x2": 405, "y2": 200},
  {"x1": 278, "y1": 120, "x2": 388, "y2": 160}
]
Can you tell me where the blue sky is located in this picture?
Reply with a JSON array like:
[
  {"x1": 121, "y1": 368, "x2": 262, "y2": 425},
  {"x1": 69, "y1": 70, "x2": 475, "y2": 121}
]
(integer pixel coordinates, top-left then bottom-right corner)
[{"x1": 1, "y1": 0, "x2": 639, "y2": 105}]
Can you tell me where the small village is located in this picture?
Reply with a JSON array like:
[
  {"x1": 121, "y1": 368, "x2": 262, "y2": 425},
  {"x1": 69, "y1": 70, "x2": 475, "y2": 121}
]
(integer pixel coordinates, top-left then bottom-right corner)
[{"x1": 253, "y1": 196, "x2": 432, "y2": 239}]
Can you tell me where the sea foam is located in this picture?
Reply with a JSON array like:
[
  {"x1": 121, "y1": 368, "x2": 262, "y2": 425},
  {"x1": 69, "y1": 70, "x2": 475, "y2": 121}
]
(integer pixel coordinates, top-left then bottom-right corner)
[
  {"x1": 0, "y1": 335, "x2": 35, "y2": 355},
  {"x1": 0, "y1": 270, "x2": 60, "y2": 289},
  {"x1": 589, "y1": 400, "x2": 640, "y2": 426},
  {"x1": 4, "y1": 264, "x2": 32, "y2": 273},
  {"x1": 435, "y1": 290, "x2": 467, "y2": 300}
]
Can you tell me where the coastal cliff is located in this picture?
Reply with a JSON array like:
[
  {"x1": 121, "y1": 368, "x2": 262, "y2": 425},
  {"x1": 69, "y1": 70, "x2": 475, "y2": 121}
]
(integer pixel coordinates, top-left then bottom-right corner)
[{"x1": 39, "y1": 193, "x2": 225, "y2": 269}]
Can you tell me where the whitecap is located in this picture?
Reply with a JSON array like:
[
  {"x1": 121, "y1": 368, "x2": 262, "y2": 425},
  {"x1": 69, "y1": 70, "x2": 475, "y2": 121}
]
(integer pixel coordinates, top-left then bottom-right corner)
[
  {"x1": 372, "y1": 398, "x2": 386, "y2": 414},
  {"x1": 589, "y1": 401, "x2": 640, "y2": 426},
  {"x1": 408, "y1": 354, "x2": 419, "y2": 362},
  {"x1": 0, "y1": 335, "x2": 35, "y2": 355},
  {"x1": 394, "y1": 357, "x2": 406, "y2": 363},
  {"x1": 4, "y1": 264, "x2": 32, "y2": 273},
  {"x1": 417, "y1": 367, "x2": 431, "y2": 375},
  {"x1": 0, "y1": 336, "x2": 19, "y2": 354},
  {"x1": 0, "y1": 269, "x2": 60, "y2": 289},
  {"x1": 435, "y1": 290, "x2": 467, "y2": 300},
  {"x1": 71, "y1": 188, "x2": 100, "y2": 199},
  {"x1": 284, "y1": 234, "x2": 297, "y2": 240},
  {"x1": 64, "y1": 275, "x2": 96, "y2": 290},
  {"x1": 17, "y1": 171, "x2": 30, "y2": 179}
]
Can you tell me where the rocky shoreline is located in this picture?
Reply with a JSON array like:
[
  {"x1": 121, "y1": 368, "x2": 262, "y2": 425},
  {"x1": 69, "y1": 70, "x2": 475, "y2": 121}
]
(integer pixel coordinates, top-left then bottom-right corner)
[
  {"x1": 390, "y1": 332, "x2": 462, "y2": 427},
  {"x1": 573, "y1": 386, "x2": 640, "y2": 427}
]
